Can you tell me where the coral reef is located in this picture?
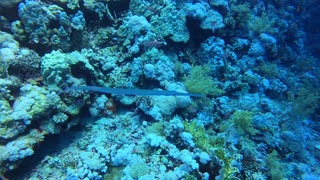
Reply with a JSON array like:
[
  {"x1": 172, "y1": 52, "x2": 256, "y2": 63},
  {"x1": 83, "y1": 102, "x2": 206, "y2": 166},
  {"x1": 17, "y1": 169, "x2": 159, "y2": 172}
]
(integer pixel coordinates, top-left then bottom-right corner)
[
  {"x1": 184, "y1": 65, "x2": 225, "y2": 96},
  {"x1": 41, "y1": 50, "x2": 95, "y2": 88},
  {"x1": 0, "y1": 0, "x2": 319, "y2": 179}
]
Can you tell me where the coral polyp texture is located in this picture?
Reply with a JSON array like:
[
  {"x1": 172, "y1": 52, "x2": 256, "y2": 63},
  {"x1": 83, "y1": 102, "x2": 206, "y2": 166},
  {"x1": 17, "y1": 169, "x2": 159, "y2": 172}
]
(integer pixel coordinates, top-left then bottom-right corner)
[{"x1": 0, "y1": 0, "x2": 319, "y2": 179}]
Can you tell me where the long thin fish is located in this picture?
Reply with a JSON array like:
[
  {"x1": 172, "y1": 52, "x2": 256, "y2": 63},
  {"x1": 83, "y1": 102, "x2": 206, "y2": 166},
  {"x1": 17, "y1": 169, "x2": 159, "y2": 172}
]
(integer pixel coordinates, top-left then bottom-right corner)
[{"x1": 68, "y1": 86, "x2": 205, "y2": 97}]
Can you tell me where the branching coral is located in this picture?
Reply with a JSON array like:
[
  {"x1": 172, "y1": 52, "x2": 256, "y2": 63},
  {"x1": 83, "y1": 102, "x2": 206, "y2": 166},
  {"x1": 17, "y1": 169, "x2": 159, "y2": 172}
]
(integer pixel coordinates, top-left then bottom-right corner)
[
  {"x1": 288, "y1": 87, "x2": 320, "y2": 118},
  {"x1": 184, "y1": 65, "x2": 225, "y2": 97},
  {"x1": 249, "y1": 13, "x2": 277, "y2": 35},
  {"x1": 266, "y1": 150, "x2": 285, "y2": 179},
  {"x1": 183, "y1": 121, "x2": 240, "y2": 179},
  {"x1": 231, "y1": 110, "x2": 258, "y2": 135}
]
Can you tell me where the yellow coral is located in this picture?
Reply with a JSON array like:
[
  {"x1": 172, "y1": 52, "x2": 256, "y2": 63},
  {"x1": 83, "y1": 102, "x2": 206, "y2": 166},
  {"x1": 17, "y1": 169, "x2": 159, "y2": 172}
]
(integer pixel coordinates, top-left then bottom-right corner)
[
  {"x1": 184, "y1": 121, "x2": 240, "y2": 179},
  {"x1": 232, "y1": 110, "x2": 258, "y2": 135},
  {"x1": 184, "y1": 65, "x2": 225, "y2": 96}
]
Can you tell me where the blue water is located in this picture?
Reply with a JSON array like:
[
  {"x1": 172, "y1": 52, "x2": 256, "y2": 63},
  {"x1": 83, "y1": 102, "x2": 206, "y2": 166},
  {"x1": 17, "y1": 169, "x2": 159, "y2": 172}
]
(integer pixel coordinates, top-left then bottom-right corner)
[{"x1": 0, "y1": 0, "x2": 319, "y2": 179}]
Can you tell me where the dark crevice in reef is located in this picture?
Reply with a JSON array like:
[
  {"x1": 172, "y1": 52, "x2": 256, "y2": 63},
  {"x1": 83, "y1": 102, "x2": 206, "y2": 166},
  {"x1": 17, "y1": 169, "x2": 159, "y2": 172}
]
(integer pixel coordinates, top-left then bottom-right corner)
[
  {"x1": 70, "y1": 62, "x2": 96, "y2": 85},
  {"x1": 304, "y1": 3, "x2": 320, "y2": 56},
  {"x1": 162, "y1": 16, "x2": 213, "y2": 58},
  {"x1": 17, "y1": 40, "x2": 53, "y2": 57},
  {"x1": 140, "y1": 78, "x2": 161, "y2": 89},
  {"x1": 4, "y1": 122, "x2": 86, "y2": 179},
  {"x1": 0, "y1": 6, "x2": 19, "y2": 33},
  {"x1": 185, "y1": 16, "x2": 213, "y2": 50},
  {"x1": 0, "y1": 6, "x2": 19, "y2": 21},
  {"x1": 81, "y1": 6, "x2": 109, "y2": 27},
  {"x1": 108, "y1": 0, "x2": 130, "y2": 17}
]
